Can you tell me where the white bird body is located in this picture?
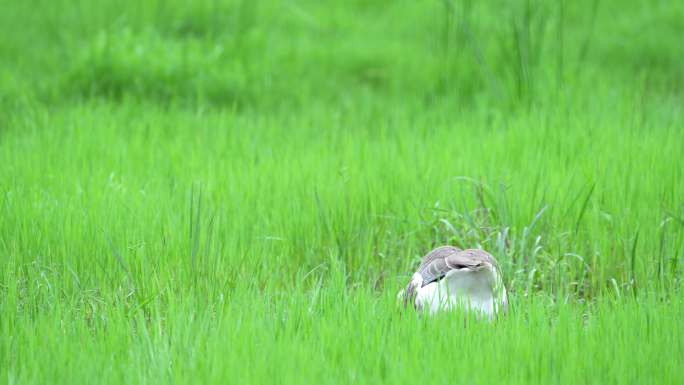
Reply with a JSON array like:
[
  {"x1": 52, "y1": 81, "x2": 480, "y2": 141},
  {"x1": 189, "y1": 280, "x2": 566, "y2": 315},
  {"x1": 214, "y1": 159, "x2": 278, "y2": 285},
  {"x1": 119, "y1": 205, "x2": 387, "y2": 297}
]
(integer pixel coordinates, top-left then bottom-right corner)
[{"x1": 402, "y1": 246, "x2": 507, "y2": 319}]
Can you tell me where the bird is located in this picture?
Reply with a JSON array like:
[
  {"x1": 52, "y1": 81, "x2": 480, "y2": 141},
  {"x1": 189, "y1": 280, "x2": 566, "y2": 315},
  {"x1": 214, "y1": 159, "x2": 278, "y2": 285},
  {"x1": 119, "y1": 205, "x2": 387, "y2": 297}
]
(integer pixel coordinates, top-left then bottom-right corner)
[{"x1": 399, "y1": 246, "x2": 507, "y2": 319}]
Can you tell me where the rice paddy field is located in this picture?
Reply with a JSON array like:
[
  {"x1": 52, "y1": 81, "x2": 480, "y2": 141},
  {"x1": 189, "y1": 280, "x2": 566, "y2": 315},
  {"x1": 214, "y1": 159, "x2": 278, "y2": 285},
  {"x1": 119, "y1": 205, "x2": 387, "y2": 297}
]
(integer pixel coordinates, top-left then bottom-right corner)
[{"x1": 2, "y1": 0, "x2": 684, "y2": 384}]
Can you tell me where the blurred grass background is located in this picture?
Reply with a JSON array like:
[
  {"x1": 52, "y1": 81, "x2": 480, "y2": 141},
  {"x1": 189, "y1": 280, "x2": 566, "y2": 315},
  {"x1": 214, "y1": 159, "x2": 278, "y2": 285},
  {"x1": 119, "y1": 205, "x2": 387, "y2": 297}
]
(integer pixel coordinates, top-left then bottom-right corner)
[{"x1": 1, "y1": 0, "x2": 683, "y2": 384}]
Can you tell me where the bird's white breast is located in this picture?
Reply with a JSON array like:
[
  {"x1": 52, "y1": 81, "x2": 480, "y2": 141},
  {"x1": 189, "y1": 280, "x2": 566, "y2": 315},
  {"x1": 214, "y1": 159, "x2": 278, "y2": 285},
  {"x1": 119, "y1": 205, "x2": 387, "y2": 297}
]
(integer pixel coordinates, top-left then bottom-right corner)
[{"x1": 415, "y1": 265, "x2": 505, "y2": 318}]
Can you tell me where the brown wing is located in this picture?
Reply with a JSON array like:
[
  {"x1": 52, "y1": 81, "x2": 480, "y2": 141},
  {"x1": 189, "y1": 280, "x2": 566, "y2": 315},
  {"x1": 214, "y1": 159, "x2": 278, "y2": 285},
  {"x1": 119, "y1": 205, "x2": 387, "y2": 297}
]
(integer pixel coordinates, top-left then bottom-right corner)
[
  {"x1": 416, "y1": 245, "x2": 462, "y2": 269},
  {"x1": 421, "y1": 248, "x2": 499, "y2": 286},
  {"x1": 403, "y1": 246, "x2": 460, "y2": 308},
  {"x1": 448, "y1": 249, "x2": 499, "y2": 270},
  {"x1": 415, "y1": 246, "x2": 459, "y2": 286}
]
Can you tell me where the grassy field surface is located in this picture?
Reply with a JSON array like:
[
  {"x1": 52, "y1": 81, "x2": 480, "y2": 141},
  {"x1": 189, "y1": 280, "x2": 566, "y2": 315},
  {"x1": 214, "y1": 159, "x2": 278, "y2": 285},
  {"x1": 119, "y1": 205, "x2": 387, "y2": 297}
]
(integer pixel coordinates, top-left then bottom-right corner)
[{"x1": 1, "y1": 0, "x2": 683, "y2": 384}]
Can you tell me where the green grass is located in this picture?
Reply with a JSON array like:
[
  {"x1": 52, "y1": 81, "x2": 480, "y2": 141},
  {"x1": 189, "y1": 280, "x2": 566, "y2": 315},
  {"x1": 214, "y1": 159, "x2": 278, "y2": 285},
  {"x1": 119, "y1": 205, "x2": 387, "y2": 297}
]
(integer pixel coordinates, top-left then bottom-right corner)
[{"x1": 1, "y1": 0, "x2": 683, "y2": 384}]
